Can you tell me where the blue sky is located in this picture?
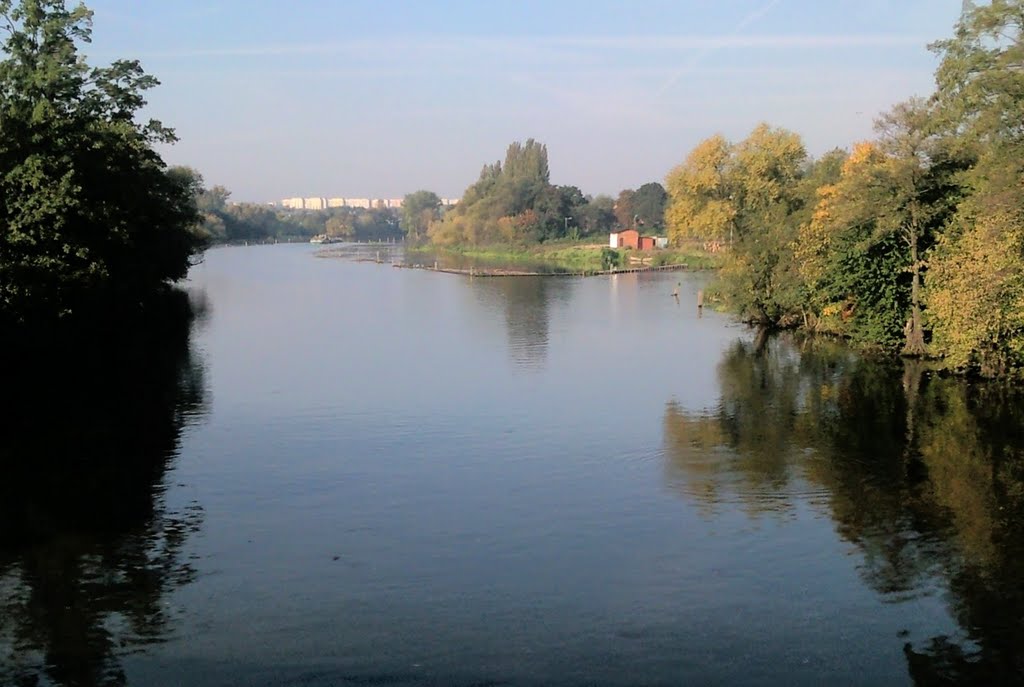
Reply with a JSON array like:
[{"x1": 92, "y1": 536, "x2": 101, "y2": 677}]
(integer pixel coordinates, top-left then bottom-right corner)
[{"x1": 84, "y1": 0, "x2": 965, "y2": 202}]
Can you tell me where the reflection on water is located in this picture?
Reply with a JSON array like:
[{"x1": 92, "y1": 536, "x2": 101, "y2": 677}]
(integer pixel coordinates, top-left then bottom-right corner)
[
  {"x1": 8, "y1": 244, "x2": 1024, "y2": 686},
  {"x1": 663, "y1": 334, "x2": 1024, "y2": 685},
  {"x1": 319, "y1": 244, "x2": 576, "y2": 370},
  {"x1": 472, "y1": 276, "x2": 574, "y2": 370},
  {"x1": 405, "y1": 247, "x2": 575, "y2": 275},
  {"x1": 0, "y1": 299, "x2": 208, "y2": 686}
]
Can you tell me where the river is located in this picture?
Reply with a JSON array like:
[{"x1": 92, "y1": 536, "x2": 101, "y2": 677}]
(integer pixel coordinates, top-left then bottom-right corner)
[{"x1": 2, "y1": 242, "x2": 1022, "y2": 686}]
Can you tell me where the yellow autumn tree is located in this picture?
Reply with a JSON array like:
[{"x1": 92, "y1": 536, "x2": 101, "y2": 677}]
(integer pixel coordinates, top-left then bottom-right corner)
[
  {"x1": 794, "y1": 96, "x2": 954, "y2": 355},
  {"x1": 794, "y1": 182, "x2": 839, "y2": 298},
  {"x1": 716, "y1": 124, "x2": 807, "y2": 323},
  {"x1": 730, "y1": 123, "x2": 806, "y2": 216},
  {"x1": 794, "y1": 142, "x2": 889, "y2": 335},
  {"x1": 664, "y1": 134, "x2": 735, "y2": 245},
  {"x1": 925, "y1": 0, "x2": 1024, "y2": 375},
  {"x1": 927, "y1": 208, "x2": 1024, "y2": 375}
]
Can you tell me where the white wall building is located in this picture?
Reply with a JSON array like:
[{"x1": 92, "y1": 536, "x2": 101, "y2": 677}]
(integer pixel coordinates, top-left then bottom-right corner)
[{"x1": 280, "y1": 196, "x2": 416, "y2": 210}]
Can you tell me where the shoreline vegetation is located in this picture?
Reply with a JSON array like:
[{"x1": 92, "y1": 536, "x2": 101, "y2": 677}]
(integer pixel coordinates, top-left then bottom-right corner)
[
  {"x1": 394, "y1": 261, "x2": 692, "y2": 278},
  {"x1": 387, "y1": 2, "x2": 1024, "y2": 378},
  {"x1": 404, "y1": 240, "x2": 725, "y2": 275},
  {"x1": 0, "y1": 1, "x2": 204, "y2": 337},
  {"x1": 651, "y1": 0, "x2": 1024, "y2": 378},
  {"x1": 3, "y1": 0, "x2": 1022, "y2": 378}
]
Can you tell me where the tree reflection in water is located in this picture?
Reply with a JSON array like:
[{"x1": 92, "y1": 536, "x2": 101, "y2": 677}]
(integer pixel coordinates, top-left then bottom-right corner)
[
  {"x1": 0, "y1": 299, "x2": 208, "y2": 687},
  {"x1": 663, "y1": 334, "x2": 1024, "y2": 685},
  {"x1": 472, "y1": 276, "x2": 573, "y2": 371}
]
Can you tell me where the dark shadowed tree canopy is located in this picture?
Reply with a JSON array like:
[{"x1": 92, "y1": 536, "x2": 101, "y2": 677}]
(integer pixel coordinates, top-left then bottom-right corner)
[
  {"x1": 577, "y1": 194, "x2": 616, "y2": 236},
  {"x1": 0, "y1": 0, "x2": 204, "y2": 328},
  {"x1": 613, "y1": 188, "x2": 635, "y2": 229},
  {"x1": 631, "y1": 182, "x2": 668, "y2": 230}
]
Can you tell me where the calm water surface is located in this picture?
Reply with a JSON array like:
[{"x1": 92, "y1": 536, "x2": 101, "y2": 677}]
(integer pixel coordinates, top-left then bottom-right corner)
[{"x1": 2, "y1": 243, "x2": 1023, "y2": 686}]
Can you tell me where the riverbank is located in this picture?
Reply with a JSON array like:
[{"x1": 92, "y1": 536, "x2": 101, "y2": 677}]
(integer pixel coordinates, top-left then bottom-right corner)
[
  {"x1": 408, "y1": 239, "x2": 725, "y2": 273},
  {"x1": 392, "y1": 262, "x2": 694, "y2": 277}
]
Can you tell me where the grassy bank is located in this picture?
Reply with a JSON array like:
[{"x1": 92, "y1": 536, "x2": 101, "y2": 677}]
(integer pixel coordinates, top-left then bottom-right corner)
[{"x1": 409, "y1": 239, "x2": 725, "y2": 273}]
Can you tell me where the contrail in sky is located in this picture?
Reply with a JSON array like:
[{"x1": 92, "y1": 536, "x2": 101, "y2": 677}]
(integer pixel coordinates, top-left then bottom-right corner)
[{"x1": 656, "y1": 0, "x2": 783, "y2": 98}]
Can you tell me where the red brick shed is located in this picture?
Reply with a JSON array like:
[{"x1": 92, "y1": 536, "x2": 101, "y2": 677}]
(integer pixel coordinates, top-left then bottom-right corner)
[
  {"x1": 638, "y1": 236, "x2": 656, "y2": 251},
  {"x1": 616, "y1": 229, "x2": 639, "y2": 249}
]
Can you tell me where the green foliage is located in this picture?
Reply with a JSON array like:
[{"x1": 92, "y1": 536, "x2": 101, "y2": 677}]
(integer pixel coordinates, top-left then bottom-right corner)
[
  {"x1": 427, "y1": 142, "x2": 662, "y2": 248},
  {"x1": 612, "y1": 182, "x2": 667, "y2": 231},
  {"x1": 671, "y1": 124, "x2": 808, "y2": 324},
  {"x1": 400, "y1": 190, "x2": 441, "y2": 242},
  {"x1": 414, "y1": 239, "x2": 718, "y2": 274},
  {"x1": 284, "y1": 206, "x2": 399, "y2": 242},
  {"x1": 924, "y1": 0, "x2": 1024, "y2": 375},
  {"x1": 794, "y1": 104, "x2": 965, "y2": 351},
  {"x1": 931, "y1": 0, "x2": 1024, "y2": 157},
  {"x1": 576, "y1": 194, "x2": 616, "y2": 236},
  {"x1": 658, "y1": 0, "x2": 1024, "y2": 376},
  {"x1": 169, "y1": 168, "x2": 401, "y2": 244},
  {"x1": 0, "y1": 0, "x2": 203, "y2": 327},
  {"x1": 600, "y1": 247, "x2": 622, "y2": 270},
  {"x1": 631, "y1": 182, "x2": 668, "y2": 230},
  {"x1": 428, "y1": 139, "x2": 593, "y2": 246},
  {"x1": 828, "y1": 230, "x2": 912, "y2": 347},
  {"x1": 727, "y1": 124, "x2": 808, "y2": 322}
]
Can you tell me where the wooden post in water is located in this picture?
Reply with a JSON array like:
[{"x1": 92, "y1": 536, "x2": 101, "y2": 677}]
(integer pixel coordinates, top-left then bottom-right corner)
[{"x1": 697, "y1": 289, "x2": 705, "y2": 310}]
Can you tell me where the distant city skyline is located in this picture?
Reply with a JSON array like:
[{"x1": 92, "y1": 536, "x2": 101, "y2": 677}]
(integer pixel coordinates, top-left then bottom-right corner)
[
  {"x1": 84, "y1": 0, "x2": 965, "y2": 203},
  {"x1": 277, "y1": 197, "x2": 459, "y2": 210}
]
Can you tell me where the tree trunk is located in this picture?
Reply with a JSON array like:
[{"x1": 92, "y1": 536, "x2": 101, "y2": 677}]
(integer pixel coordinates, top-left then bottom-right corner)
[{"x1": 902, "y1": 232, "x2": 927, "y2": 358}]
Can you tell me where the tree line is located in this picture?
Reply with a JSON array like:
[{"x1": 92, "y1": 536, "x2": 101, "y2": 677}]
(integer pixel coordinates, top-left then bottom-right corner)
[
  {"x1": 4, "y1": 0, "x2": 1022, "y2": 377},
  {"x1": 407, "y1": 3, "x2": 1022, "y2": 375},
  {"x1": 0, "y1": 0, "x2": 406, "y2": 334},
  {"x1": 664, "y1": 1, "x2": 1024, "y2": 377},
  {"x1": 176, "y1": 169, "x2": 403, "y2": 244},
  {"x1": 405, "y1": 139, "x2": 668, "y2": 246},
  {"x1": 0, "y1": 0, "x2": 202, "y2": 330}
]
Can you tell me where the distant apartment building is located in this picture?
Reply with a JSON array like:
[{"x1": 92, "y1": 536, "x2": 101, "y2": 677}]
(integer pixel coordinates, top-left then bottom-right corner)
[{"x1": 279, "y1": 196, "x2": 429, "y2": 210}]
